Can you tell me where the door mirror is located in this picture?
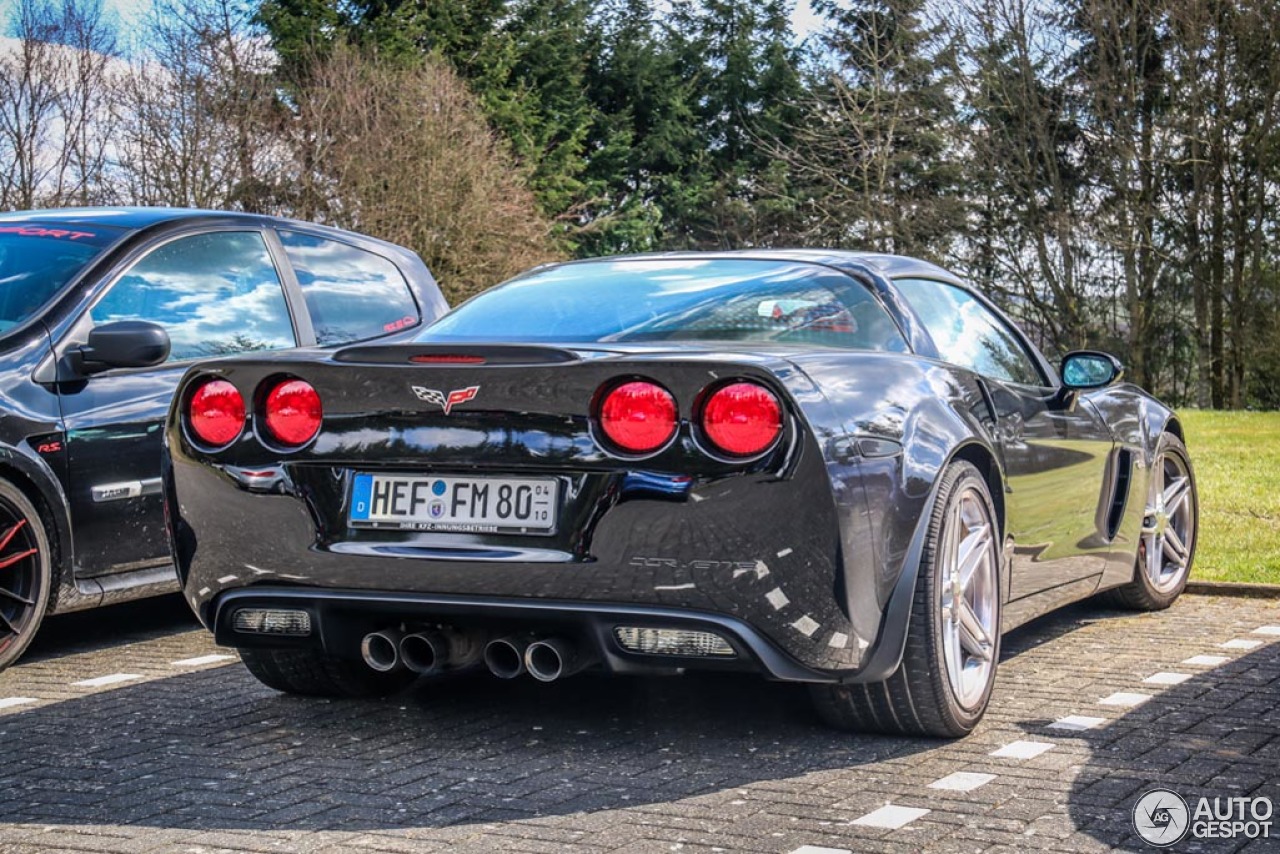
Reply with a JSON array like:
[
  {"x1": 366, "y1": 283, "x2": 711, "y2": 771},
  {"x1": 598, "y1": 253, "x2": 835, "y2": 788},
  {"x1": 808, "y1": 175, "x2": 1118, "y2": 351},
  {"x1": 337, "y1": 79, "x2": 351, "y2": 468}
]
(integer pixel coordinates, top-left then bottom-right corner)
[
  {"x1": 71, "y1": 321, "x2": 171, "y2": 375},
  {"x1": 1061, "y1": 350, "x2": 1123, "y2": 390}
]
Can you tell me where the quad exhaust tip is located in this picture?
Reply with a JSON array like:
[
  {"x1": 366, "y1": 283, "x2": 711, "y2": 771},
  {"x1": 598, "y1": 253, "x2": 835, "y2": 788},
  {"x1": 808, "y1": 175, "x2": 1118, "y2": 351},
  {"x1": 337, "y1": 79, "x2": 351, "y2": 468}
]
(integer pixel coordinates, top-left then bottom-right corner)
[
  {"x1": 524, "y1": 638, "x2": 573, "y2": 682},
  {"x1": 483, "y1": 636, "x2": 531, "y2": 679},
  {"x1": 360, "y1": 628, "x2": 405, "y2": 672},
  {"x1": 399, "y1": 631, "x2": 446, "y2": 674},
  {"x1": 400, "y1": 628, "x2": 485, "y2": 675}
]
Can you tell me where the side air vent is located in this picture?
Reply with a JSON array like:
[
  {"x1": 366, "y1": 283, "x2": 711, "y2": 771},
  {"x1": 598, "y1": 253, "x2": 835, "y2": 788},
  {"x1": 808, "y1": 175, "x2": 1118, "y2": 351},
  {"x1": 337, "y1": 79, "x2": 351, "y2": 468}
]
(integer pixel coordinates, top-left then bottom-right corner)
[{"x1": 1105, "y1": 448, "x2": 1133, "y2": 540}]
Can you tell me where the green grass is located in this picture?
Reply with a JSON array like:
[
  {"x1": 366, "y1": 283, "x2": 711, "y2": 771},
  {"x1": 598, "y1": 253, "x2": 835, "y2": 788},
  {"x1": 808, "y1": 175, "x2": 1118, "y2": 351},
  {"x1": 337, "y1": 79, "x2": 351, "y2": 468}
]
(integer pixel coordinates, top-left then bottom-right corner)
[{"x1": 1180, "y1": 410, "x2": 1280, "y2": 585}]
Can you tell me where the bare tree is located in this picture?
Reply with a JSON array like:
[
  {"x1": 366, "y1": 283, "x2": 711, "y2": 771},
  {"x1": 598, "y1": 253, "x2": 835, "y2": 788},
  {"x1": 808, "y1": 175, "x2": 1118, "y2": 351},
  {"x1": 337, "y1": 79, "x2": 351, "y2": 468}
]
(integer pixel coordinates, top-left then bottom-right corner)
[
  {"x1": 0, "y1": 0, "x2": 118, "y2": 209},
  {"x1": 112, "y1": 0, "x2": 283, "y2": 209},
  {"x1": 287, "y1": 44, "x2": 560, "y2": 301},
  {"x1": 779, "y1": 0, "x2": 965, "y2": 259},
  {"x1": 53, "y1": 0, "x2": 118, "y2": 204},
  {"x1": 947, "y1": 0, "x2": 1096, "y2": 356}
]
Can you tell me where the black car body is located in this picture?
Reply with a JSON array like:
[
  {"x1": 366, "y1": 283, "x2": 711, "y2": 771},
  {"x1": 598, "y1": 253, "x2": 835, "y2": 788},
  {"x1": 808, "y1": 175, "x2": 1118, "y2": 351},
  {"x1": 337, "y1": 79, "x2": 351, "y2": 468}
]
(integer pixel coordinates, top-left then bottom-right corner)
[
  {"x1": 165, "y1": 251, "x2": 1197, "y2": 736},
  {"x1": 0, "y1": 208, "x2": 447, "y2": 670}
]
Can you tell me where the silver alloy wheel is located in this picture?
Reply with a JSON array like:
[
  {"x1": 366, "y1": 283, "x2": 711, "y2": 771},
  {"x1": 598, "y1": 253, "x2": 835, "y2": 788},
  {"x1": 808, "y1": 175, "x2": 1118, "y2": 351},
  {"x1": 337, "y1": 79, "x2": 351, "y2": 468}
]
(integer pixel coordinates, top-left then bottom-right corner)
[
  {"x1": 940, "y1": 487, "x2": 999, "y2": 711},
  {"x1": 1141, "y1": 451, "x2": 1195, "y2": 593}
]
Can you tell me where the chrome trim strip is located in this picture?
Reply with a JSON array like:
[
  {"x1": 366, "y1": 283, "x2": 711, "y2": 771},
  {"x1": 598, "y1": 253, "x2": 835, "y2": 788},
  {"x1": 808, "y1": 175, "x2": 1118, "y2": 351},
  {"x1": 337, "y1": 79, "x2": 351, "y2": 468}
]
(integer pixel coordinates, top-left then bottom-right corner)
[{"x1": 91, "y1": 477, "x2": 162, "y2": 502}]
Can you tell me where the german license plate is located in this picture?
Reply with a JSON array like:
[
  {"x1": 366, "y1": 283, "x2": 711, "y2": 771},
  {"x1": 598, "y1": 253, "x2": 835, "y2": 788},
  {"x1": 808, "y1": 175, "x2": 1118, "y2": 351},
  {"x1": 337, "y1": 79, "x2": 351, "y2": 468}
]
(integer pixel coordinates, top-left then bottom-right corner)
[{"x1": 349, "y1": 473, "x2": 558, "y2": 534}]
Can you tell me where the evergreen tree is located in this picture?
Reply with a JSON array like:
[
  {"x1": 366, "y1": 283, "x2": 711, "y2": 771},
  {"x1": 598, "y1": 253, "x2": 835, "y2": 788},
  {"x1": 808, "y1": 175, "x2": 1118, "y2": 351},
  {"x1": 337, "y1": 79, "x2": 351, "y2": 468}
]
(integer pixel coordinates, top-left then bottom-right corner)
[
  {"x1": 576, "y1": 0, "x2": 702, "y2": 253},
  {"x1": 785, "y1": 0, "x2": 963, "y2": 256},
  {"x1": 666, "y1": 0, "x2": 805, "y2": 248}
]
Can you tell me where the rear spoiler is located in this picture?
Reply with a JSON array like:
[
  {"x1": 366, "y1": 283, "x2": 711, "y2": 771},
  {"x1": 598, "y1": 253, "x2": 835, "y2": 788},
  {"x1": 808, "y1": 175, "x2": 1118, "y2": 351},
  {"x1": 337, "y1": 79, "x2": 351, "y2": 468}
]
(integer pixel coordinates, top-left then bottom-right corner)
[{"x1": 333, "y1": 343, "x2": 581, "y2": 366}]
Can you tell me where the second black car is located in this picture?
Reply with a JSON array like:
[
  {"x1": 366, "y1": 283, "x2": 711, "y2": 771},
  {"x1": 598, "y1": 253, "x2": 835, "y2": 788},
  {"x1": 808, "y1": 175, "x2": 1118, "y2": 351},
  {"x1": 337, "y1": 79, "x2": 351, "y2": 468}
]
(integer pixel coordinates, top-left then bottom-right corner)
[{"x1": 0, "y1": 207, "x2": 446, "y2": 671}]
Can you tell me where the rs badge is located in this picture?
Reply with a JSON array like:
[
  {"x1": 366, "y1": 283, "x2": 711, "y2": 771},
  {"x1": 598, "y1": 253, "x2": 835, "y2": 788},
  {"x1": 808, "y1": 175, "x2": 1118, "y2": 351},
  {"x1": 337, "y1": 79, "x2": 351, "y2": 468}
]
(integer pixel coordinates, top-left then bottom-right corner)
[{"x1": 412, "y1": 385, "x2": 480, "y2": 414}]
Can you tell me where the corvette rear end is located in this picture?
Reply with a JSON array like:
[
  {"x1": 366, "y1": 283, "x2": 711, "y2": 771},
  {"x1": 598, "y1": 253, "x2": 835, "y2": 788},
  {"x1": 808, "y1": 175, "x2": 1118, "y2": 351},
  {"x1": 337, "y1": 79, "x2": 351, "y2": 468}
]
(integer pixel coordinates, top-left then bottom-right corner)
[
  {"x1": 166, "y1": 252, "x2": 1196, "y2": 737},
  {"x1": 166, "y1": 341, "x2": 892, "y2": 687}
]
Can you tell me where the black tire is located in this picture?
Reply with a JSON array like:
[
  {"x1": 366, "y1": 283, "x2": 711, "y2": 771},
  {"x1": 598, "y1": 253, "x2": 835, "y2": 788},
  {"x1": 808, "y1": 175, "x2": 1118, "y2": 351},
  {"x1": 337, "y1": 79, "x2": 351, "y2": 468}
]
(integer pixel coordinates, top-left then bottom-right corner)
[
  {"x1": 0, "y1": 481, "x2": 53, "y2": 674},
  {"x1": 1102, "y1": 433, "x2": 1197, "y2": 611},
  {"x1": 811, "y1": 461, "x2": 1002, "y2": 737},
  {"x1": 238, "y1": 647, "x2": 416, "y2": 698}
]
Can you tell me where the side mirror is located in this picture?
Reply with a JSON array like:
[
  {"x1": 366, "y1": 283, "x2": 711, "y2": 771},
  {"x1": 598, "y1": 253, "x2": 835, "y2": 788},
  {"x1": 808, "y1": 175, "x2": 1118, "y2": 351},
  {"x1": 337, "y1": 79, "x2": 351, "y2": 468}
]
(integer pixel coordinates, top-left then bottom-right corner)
[
  {"x1": 1061, "y1": 350, "x2": 1123, "y2": 390},
  {"x1": 70, "y1": 321, "x2": 171, "y2": 375}
]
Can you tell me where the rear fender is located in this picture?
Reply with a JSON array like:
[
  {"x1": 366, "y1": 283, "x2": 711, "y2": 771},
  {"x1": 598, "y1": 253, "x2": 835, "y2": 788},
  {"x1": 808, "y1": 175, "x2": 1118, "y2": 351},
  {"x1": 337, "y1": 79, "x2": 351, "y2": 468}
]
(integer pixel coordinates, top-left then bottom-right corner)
[{"x1": 784, "y1": 352, "x2": 1002, "y2": 683}]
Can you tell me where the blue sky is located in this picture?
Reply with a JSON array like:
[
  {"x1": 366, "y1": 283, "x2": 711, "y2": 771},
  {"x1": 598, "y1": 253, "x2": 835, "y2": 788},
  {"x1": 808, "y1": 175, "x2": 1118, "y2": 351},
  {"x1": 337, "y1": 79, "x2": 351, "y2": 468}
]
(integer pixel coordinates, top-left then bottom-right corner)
[{"x1": 5, "y1": 0, "x2": 825, "y2": 41}]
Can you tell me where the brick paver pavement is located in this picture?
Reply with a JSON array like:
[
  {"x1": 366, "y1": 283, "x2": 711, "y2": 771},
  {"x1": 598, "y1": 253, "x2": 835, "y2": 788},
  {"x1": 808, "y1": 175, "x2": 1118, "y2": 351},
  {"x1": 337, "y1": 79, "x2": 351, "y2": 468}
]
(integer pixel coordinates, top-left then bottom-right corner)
[{"x1": 0, "y1": 593, "x2": 1276, "y2": 853}]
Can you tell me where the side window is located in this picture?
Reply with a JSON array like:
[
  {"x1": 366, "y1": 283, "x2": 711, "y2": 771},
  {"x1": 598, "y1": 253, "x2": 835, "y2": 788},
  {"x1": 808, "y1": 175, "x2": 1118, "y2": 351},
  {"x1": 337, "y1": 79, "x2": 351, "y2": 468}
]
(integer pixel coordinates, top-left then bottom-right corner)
[
  {"x1": 91, "y1": 231, "x2": 296, "y2": 362},
  {"x1": 278, "y1": 231, "x2": 419, "y2": 345},
  {"x1": 893, "y1": 278, "x2": 1044, "y2": 385}
]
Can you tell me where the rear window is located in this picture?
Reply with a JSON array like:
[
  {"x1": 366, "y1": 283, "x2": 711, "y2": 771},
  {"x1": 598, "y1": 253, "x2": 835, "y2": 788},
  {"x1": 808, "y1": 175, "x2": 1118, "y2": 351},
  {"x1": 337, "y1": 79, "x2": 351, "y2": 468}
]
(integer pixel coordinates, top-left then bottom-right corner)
[
  {"x1": 278, "y1": 231, "x2": 420, "y2": 345},
  {"x1": 420, "y1": 259, "x2": 908, "y2": 352},
  {"x1": 0, "y1": 223, "x2": 119, "y2": 333}
]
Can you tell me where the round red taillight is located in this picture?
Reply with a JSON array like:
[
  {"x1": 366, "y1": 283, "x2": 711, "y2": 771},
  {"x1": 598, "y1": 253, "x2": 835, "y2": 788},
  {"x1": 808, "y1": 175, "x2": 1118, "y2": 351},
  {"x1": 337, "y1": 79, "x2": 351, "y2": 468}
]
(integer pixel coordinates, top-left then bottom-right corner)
[
  {"x1": 701, "y1": 382, "x2": 782, "y2": 457},
  {"x1": 598, "y1": 381, "x2": 678, "y2": 454},
  {"x1": 263, "y1": 379, "x2": 323, "y2": 447},
  {"x1": 188, "y1": 379, "x2": 245, "y2": 447}
]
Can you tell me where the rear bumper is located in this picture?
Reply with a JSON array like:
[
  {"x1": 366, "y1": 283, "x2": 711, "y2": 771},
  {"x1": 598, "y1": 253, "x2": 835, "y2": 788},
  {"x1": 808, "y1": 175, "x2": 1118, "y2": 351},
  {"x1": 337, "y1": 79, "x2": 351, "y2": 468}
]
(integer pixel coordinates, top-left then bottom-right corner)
[
  {"x1": 211, "y1": 586, "x2": 844, "y2": 682},
  {"x1": 169, "y1": 453, "x2": 888, "y2": 677}
]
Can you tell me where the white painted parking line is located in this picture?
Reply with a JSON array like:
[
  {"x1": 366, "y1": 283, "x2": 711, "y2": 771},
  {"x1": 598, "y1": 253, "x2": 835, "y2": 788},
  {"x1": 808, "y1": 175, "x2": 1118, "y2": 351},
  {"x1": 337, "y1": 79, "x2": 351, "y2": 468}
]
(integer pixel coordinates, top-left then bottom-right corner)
[
  {"x1": 1222, "y1": 638, "x2": 1263, "y2": 650},
  {"x1": 1144, "y1": 672, "x2": 1192, "y2": 685},
  {"x1": 1099, "y1": 692, "x2": 1152, "y2": 707},
  {"x1": 0, "y1": 697, "x2": 37, "y2": 709},
  {"x1": 171, "y1": 654, "x2": 236, "y2": 667},
  {"x1": 72, "y1": 673, "x2": 143, "y2": 688},
  {"x1": 928, "y1": 771, "x2": 996, "y2": 792},
  {"x1": 1048, "y1": 715, "x2": 1106, "y2": 731},
  {"x1": 789, "y1": 847, "x2": 851, "y2": 854},
  {"x1": 1252, "y1": 626, "x2": 1280, "y2": 636},
  {"x1": 850, "y1": 804, "x2": 930, "y2": 829},
  {"x1": 1183, "y1": 654, "x2": 1230, "y2": 666},
  {"x1": 990, "y1": 740, "x2": 1055, "y2": 759}
]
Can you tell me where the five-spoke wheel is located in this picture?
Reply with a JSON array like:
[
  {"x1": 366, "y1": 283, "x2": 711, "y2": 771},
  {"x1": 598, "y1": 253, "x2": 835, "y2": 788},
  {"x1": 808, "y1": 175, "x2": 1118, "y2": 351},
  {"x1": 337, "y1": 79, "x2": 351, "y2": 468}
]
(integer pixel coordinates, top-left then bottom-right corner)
[
  {"x1": 941, "y1": 486, "x2": 999, "y2": 712},
  {"x1": 1140, "y1": 448, "x2": 1195, "y2": 594},
  {"x1": 1106, "y1": 432, "x2": 1198, "y2": 611},
  {"x1": 811, "y1": 460, "x2": 1002, "y2": 737}
]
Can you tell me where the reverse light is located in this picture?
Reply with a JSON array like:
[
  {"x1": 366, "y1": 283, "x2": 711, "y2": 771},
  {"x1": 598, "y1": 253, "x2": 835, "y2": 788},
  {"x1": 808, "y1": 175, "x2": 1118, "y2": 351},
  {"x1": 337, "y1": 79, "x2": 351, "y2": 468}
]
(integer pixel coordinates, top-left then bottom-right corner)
[
  {"x1": 232, "y1": 608, "x2": 312, "y2": 636},
  {"x1": 614, "y1": 627, "x2": 735, "y2": 657},
  {"x1": 700, "y1": 381, "x2": 782, "y2": 457},
  {"x1": 598, "y1": 380, "x2": 678, "y2": 454},
  {"x1": 263, "y1": 379, "x2": 323, "y2": 446},
  {"x1": 188, "y1": 379, "x2": 246, "y2": 447}
]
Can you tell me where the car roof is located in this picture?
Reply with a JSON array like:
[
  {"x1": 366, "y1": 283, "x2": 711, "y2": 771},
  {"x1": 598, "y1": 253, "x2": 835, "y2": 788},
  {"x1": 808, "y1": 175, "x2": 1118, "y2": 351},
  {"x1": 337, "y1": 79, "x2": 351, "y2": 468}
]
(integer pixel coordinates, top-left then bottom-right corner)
[
  {"x1": 0, "y1": 207, "x2": 426, "y2": 265},
  {"x1": 0, "y1": 206, "x2": 274, "y2": 230},
  {"x1": 559, "y1": 249, "x2": 966, "y2": 286}
]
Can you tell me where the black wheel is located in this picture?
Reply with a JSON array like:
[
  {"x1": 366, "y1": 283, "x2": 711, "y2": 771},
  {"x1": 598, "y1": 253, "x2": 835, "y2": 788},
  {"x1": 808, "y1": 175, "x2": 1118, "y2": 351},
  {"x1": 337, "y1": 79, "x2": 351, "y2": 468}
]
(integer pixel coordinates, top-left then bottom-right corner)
[
  {"x1": 0, "y1": 481, "x2": 52, "y2": 673},
  {"x1": 238, "y1": 646, "x2": 416, "y2": 697},
  {"x1": 812, "y1": 461, "x2": 1002, "y2": 737},
  {"x1": 1102, "y1": 433, "x2": 1197, "y2": 611}
]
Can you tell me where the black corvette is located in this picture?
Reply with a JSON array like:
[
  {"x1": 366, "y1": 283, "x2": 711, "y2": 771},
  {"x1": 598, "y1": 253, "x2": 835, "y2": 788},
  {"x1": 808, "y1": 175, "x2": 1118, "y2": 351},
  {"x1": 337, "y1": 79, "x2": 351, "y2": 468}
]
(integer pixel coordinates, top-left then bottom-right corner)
[
  {"x1": 0, "y1": 208, "x2": 446, "y2": 672},
  {"x1": 165, "y1": 251, "x2": 1197, "y2": 736}
]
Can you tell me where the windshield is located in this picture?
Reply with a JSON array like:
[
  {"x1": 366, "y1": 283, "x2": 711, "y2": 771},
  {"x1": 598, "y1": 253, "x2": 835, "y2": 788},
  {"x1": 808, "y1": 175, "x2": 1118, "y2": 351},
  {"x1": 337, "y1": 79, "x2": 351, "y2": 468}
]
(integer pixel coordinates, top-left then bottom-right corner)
[
  {"x1": 420, "y1": 258, "x2": 909, "y2": 352},
  {"x1": 0, "y1": 224, "x2": 120, "y2": 333}
]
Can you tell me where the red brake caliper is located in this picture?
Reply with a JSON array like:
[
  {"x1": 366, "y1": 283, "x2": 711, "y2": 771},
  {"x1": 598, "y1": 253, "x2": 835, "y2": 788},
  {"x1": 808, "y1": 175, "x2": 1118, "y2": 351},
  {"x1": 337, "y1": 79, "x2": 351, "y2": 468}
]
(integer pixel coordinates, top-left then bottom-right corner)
[{"x1": 0, "y1": 519, "x2": 36, "y2": 570}]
